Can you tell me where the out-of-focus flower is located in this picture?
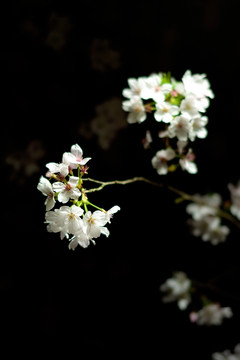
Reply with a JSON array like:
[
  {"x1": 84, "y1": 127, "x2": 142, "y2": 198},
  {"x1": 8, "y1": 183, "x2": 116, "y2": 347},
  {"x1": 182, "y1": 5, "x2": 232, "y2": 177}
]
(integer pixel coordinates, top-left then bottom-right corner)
[
  {"x1": 122, "y1": 96, "x2": 147, "y2": 124},
  {"x1": 89, "y1": 97, "x2": 127, "y2": 149},
  {"x1": 190, "y1": 303, "x2": 233, "y2": 326},
  {"x1": 228, "y1": 181, "x2": 240, "y2": 220},
  {"x1": 186, "y1": 193, "x2": 222, "y2": 220},
  {"x1": 90, "y1": 38, "x2": 121, "y2": 72},
  {"x1": 160, "y1": 272, "x2": 192, "y2": 310},
  {"x1": 188, "y1": 216, "x2": 230, "y2": 245},
  {"x1": 212, "y1": 343, "x2": 240, "y2": 360},
  {"x1": 45, "y1": 12, "x2": 72, "y2": 51},
  {"x1": 151, "y1": 148, "x2": 176, "y2": 175},
  {"x1": 154, "y1": 101, "x2": 179, "y2": 123},
  {"x1": 5, "y1": 140, "x2": 45, "y2": 184}
]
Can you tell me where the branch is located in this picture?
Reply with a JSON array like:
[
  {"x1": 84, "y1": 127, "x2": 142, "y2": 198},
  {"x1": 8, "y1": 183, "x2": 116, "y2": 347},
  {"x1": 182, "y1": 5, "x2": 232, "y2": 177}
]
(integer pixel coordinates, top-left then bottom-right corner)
[{"x1": 83, "y1": 177, "x2": 240, "y2": 230}]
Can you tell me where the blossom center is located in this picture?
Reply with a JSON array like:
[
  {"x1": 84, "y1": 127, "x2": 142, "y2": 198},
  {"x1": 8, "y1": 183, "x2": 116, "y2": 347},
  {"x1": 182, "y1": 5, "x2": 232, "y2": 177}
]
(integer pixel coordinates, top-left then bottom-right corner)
[
  {"x1": 65, "y1": 183, "x2": 72, "y2": 191},
  {"x1": 88, "y1": 217, "x2": 95, "y2": 224}
]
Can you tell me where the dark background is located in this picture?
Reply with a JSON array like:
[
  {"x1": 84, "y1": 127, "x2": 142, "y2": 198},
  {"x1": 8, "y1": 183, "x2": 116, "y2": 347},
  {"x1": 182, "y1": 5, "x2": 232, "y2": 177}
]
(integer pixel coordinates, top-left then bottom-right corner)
[{"x1": 1, "y1": 0, "x2": 240, "y2": 358}]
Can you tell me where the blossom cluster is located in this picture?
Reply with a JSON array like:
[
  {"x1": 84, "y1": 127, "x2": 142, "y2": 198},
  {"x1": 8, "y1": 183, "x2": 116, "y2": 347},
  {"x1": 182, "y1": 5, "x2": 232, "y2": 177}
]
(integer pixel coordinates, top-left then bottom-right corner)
[
  {"x1": 37, "y1": 144, "x2": 120, "y2": 249},
  {"x1": 212, "y1": 344, "x2": 240, "y2": 360},
  {"x1": 186, "y1": 193, "x2": 230, "y2": 245},
  {"x1": 185, "y1": 181, "x2": 240, "y2": 245},
  {"x1": 160, "y1": 272, "x2": 233, "y2": 326},
  {"x1": 122, "y1": 70, "x2": 214, "y2": 175}
]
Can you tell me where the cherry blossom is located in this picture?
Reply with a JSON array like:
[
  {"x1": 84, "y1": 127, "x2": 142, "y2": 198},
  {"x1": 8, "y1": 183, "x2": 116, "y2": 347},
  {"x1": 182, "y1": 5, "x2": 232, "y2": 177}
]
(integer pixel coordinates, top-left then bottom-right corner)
[
  {"x1": 154, "y1": 101, "x2": 179, "y2": 123},
  {"x1": 186, "y1": 193, "x2": 222, "y2": 220},
  {"x1": 141, "y1": 73, "x2": 172, "y2": 102},
  {"x1": 189, "y1": 115, "x2": 208, "y2": 141},
  {"x1": 228, "y1": 181, "x2": 240, "y2": 220},
  {"x1": 190, "y1": 303, "x2": 232, "y2": 326},
  {"x1": 122, "y1": 76, "x2": 148, "y2": 99},
  {"x1": 168, "y1": 114, "x2": 191, "y2": 141},
  {"x1": 151, "y1": 148, "x2": 176, "y2": 175},
  {"x1": 122, "y1": 96, "x2": 147, "y2": 124},
  {"x1": 180, "y1": 95, "x2": 200, "y2": 117},
  {"x1": 160, "y1": 272, "x2": 192, "y2": 310},
  {"x1": 46, "y1": 161, "x2": 69, "y2": 178},
  {"x1": 37, "y1": 176, "x2": 56, "y2": 211},
  {"x1": 212, "y1": 344, "x2": 240, "y2": 360},
  {"x1": 182, "y1": 69, "x2": 215, "y2": 101},
  {"x1": 63, "y1": 143, "x2": 91, "y2": 169},
  {"x1": 52, "y1": 176, "x2": 81, "y2": 203},
  {"x1": 45, "y1": 205, "x2": 84, "y2": 240},
  {"x1": 179, "y1": 148, "x2": 198, "y2": 174}
]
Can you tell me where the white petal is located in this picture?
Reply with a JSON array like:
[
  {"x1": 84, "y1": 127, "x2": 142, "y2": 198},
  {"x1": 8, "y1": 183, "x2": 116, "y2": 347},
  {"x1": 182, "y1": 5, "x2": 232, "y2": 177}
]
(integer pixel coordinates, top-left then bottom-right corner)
[
  {"x1": 93, "y1": 211, "x2": 109, "y2": 226},
  {"x1": 71, "y1": 205, "x2": 84, "y2": 217},
  {"x1": 52, "y1": 182, "x2": 65, "y2": 192},
  {"x1": 108, "y1": 206, "x2": 121, "y2": 214},
  {"x1": 58, "y1": 191, "x2": 69, "y2": 203},
  {"x1": 101, "y1": 227, "x2": 110, "y2": 237},
  {"x1": 45, "y1": 196, "x2": 56, "y2": 211},
  {"x1": 68, "y1": 176, "x2": 79, "y2": 187},
  {"x1": 70, "y1": 188, "x2": 81, "y2": 200},
  {"x1": 37, "y1": 176, "x2": 52, "y2": 195},
  {"x1": 79, "y1": 157, "x2": 91, "y2": 165},
  {"x1": 71, "y1": 144, "x2": 83, "y2": 158}
]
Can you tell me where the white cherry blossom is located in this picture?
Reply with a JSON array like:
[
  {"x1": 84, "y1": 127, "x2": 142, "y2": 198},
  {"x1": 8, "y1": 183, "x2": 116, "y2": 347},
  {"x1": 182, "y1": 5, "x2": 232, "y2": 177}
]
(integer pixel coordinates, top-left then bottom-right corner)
[
  {"x1": 180, "y1": 95, "x2": 200, "y2": 117},
  {"x1": 189, "y1": 115, "x2": 208, "y2": 141},
  {"x1": 179, "y1": 149, "x2": 198, "y2": 174},
  {"x1": 68, "y1": 227, "x2": 90, "y2": 250},
  {"x1": 212, "y1": 344, "x2": 240, "y2": 360},
  {"x1": 45, "y1": 205, "x2": 84, "y2": 240},
  {"x1": 141, "y1": 73, "x2": 172, "y2": 102},
  {"x1": 160, "y1": 272, "x2": 192, "y2": 310},
  {"x1": 151, "y1": 148, "x2": 176, "y2": 175},
  {"x1": 188, "y1": 216, "x2": 230, "y2": 245},
  {"x1": 182, "y1": 69, "x2": 215, "y2": 100},
  {"x1": 186, "y1": 193, "x2": 222, "y2": 220},
  {"x1": 63, "y1": 144, "x2": 91, "y2": 170},
  {"x1": 190, "y1": 303, "x2": 232, "y2": 326},
  {"x1": 83, "y1": 210, "x2": 110, "y2": 239},
  {"x1": 46, "y1": 161, "x2": 69, "y2": 178},
  {"x1": 122, "y1": 76, "x2": 148, "y2": 99},
  {"x1": 37, "y1": 176, "x2": 56, "y2": 211},
  {"x1": 168, "y1": 114, "x2": 191, "y2": 141},
  {"x1": 201, "y1": 217, "x2": 230, "y2": 245},
  {"x1": 53, "y1": 176, "x2": 81, "y2": 203},
  {"x1": 122, "y1": 96, "x2": 147, "y2": 123},
  {"x1": 154, "y1": 101, "x2": 179, "y2": 123}
]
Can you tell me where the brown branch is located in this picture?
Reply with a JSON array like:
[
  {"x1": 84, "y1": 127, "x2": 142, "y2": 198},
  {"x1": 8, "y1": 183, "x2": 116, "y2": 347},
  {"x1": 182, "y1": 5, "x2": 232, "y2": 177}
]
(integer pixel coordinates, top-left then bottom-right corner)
[{"x1": 82, "y1": 177, "x2": 240, "y2": 230}]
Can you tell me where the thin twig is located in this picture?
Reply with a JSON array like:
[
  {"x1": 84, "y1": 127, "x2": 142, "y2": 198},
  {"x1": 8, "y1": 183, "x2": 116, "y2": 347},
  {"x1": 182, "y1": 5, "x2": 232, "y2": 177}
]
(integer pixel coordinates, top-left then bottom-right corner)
[{"x1": 82, "y1": 177, "x2": 240, "y2": 229}]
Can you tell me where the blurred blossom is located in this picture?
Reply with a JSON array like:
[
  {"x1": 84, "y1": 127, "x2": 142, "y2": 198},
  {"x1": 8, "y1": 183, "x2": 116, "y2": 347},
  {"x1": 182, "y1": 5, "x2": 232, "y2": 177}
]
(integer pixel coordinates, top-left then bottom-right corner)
[
  {"x1": 160, "y1": 271, "x2": 192, "y2": 310},
  {"x1": 5, "y1": 140, "x2": 45, "y2": 184},
  {"x1": 79, "y1": 97, "x2": 127, "y2": 150},
  {"x1": 45, "y1": 12, "x2": 72, "y2": 51},
  {"x1": 212, "y1": 344, "x2": 240, "y2": 360},
  {"x1": 89, "y1": 38, "x2": 121, "y2": 72},
  {"x1": 186, "y1": 193, "x2": 230, "y2": 245},
  {"x1": 190, "y1": 303, "x2": 233, "y2": 326},
  {"x1": 228, "y1": 181, "x2": 240, "y2": 220},
  {"x1": 142, "y1": 130, "x2": 152, "y2": 149}
]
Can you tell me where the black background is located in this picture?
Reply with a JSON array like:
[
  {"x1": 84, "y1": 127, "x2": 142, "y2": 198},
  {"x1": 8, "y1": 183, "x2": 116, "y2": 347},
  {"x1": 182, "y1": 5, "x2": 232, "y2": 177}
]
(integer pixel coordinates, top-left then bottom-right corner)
[{"x1": 1, "y1": 0, "x2": 240, "y2": 358}]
